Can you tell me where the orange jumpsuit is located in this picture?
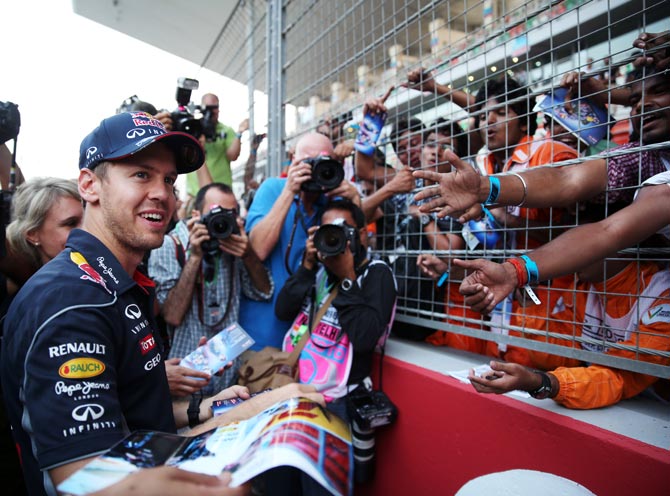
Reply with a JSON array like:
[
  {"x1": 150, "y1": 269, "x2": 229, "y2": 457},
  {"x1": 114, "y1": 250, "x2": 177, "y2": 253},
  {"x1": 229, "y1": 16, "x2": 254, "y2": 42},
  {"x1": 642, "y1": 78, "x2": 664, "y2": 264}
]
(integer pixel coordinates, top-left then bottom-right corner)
[{"x1": 547, "y1": 262, "x2": 670, "y2": 409}]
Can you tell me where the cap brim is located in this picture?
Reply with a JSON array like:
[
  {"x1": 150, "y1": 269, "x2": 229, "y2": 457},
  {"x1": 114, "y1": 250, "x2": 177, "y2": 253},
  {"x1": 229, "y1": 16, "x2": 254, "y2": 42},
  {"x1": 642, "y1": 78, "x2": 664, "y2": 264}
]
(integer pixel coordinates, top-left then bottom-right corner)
[{"x1": 105, "y1": 131, "x2": 204, "y2": 174}]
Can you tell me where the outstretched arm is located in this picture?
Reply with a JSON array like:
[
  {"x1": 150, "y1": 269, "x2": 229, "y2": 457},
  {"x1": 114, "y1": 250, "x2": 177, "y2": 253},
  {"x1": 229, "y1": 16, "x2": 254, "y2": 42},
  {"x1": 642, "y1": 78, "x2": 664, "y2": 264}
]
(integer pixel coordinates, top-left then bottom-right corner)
[
  {"x1": 457, "y1": 182, "x2": 670, "y2": 314},
  {"x1": 413, "y1": 153, "x2": 608, "y2": 222}
]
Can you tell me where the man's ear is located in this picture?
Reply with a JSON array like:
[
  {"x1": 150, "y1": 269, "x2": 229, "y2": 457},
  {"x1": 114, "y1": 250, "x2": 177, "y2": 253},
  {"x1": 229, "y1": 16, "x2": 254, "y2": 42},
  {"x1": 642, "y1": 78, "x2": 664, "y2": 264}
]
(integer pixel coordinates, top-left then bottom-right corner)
[{"x1": 78, "y1": 169, "x2": 100, "y2": 205}]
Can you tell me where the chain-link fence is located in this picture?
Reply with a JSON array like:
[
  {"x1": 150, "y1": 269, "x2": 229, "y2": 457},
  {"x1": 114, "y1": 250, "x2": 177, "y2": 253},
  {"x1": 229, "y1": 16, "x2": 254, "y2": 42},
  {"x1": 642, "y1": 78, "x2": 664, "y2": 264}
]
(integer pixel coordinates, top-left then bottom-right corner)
[{"x1": 217, "y1": 0, "x2": 670, "y2": 378}]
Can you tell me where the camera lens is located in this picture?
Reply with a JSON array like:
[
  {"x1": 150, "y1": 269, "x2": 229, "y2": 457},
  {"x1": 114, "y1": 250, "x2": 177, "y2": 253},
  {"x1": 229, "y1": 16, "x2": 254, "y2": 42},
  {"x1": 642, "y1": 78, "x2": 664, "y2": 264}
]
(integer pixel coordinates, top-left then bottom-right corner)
[
  {"x1": 351, "y1": 420, "x2": 376, "y2": 485},
  {"x1": 312, "y1": 159, "x2": 344, "y2": 191},
  {"x1": 314, "y1": 224, "x2": 347, "y2": 256},
  {"x1": 207, "y1": 214, "x2": 233, "y2": 239}
]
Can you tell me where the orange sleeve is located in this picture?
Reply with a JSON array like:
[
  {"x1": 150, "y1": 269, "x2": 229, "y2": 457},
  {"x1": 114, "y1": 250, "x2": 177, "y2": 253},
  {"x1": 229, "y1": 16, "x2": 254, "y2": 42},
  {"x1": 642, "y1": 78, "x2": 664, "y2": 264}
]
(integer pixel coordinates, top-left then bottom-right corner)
[{"x1": 551, "y1": 298, "x2": 670, "y2": 409}]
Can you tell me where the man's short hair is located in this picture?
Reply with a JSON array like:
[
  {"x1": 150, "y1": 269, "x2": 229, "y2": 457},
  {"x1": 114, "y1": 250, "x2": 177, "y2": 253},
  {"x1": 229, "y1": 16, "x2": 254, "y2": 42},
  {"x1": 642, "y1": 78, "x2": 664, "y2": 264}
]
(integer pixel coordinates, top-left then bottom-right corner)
[
  {"x1": 322, "y1": 198, "x2": 365, "y2": 229},
  {"x1": 390, "y1": 118, "x2": 425, "y2": 146},
  {"x1": 194, "y1": 183, "x2": 236, "y2": 212},
  {"x1": 474, "y1": 76, "x2": 538, "y2": 137}
]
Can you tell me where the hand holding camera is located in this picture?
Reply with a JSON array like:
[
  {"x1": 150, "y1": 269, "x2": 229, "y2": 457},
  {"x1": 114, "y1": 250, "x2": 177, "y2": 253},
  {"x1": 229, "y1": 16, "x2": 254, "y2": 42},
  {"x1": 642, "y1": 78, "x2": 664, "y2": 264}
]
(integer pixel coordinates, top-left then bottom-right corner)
[
  {"x1": 302, "y1": 226, "x2": 319, "y2": 271},
  {"x1": 188, "y1": 205, "x2": 241, "y2": 258},
  {"x1": 313, "y1": 218, "x2": 358, "y2": 281},
  {"x1": 186, "y1": 212, "x2": 211, "y2": 260},
  {"x1": 285, "y1": 160, "x2": 313, "y2": 194}
]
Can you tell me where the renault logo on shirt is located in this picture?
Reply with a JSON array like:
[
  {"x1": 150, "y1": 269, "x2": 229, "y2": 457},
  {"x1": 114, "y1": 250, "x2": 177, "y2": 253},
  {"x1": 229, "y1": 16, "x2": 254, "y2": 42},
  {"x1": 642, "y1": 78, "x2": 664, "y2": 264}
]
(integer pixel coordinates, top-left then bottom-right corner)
[
  {"x1": 126, "y1": 128, "x2": 145, "y2": 139},
  {"x1": 125, "y1": 304, "x2": 142, "y2": 320},
  {"x1": 72, "y1": 403, "x2": 105, "y2": 422}
]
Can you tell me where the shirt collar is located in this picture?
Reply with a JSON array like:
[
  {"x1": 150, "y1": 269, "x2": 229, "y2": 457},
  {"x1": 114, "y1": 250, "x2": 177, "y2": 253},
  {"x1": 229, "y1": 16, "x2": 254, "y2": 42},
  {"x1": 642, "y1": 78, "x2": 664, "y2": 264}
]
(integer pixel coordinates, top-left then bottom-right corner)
[{"x1": 65, "y1": 228, "x2": 138, "y2": 294}]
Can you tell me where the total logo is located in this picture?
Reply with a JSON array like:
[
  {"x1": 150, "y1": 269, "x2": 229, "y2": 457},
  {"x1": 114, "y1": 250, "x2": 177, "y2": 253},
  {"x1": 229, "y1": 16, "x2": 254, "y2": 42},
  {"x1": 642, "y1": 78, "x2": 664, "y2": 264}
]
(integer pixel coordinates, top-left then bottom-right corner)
[
  {"x1": 139, "y1": 334, "x2": 156, "y2": 355},
  {"x1": 59, "y1": 358, "x2": 105, "y2": 379},
  {"x1": 72, "y1": 403, "x2": 105, "y2": 422}
]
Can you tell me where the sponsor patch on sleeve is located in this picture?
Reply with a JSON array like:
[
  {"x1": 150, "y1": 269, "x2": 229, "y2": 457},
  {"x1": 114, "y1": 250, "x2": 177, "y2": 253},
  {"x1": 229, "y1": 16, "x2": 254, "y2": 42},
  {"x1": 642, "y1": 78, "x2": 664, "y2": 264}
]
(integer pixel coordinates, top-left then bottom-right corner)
[
  {"x1": 641, "y1": 303, "x2": 670, "y2": 325},
  {"x1": 58, "y1": 358, "x2": 106, "y2": 379}
]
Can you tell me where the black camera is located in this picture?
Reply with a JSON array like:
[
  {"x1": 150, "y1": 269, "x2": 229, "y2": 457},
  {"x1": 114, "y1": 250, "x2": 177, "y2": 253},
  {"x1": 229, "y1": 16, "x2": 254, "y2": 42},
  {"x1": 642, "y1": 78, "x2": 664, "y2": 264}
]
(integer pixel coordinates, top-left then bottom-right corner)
[
  {"x1": 347, "y1": 385, "x2": 398, "y2": 431},
  {"x1": 0, "y1": 101, "x2": 20, "y2": 145},
  {"x1": 301, "y1": 156, "x2": 344, "y2": 192},
  {"x1": 200, "y1": 105, "x2": 218, "y2": 142},
  {"x1": 171, "y1": 77, "x2": 204, "y2": 139},
  {"x1": 200, "y1": 205, "x2": 240, "y2": 254},
  {"x1": 313, "y1": 218, "x2": 359, "y2": 257}
]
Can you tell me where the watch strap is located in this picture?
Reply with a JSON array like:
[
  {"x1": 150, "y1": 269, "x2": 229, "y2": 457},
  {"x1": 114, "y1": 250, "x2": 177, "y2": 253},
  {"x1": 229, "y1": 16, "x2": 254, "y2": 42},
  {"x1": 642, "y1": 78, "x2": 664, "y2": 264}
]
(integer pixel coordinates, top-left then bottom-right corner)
[
  {"x1": 188, "y1": 392, "x2": 203, "y2": 428},
  {"x1": 529, "y1": 371, "x2": 552, "y2": 399}
]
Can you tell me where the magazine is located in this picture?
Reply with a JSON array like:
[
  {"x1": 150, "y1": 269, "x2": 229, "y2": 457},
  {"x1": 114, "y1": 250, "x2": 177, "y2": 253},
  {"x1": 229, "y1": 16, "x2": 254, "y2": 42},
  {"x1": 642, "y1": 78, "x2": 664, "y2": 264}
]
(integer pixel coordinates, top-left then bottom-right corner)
[
  {"x1": 57, "y1": 397, "x2": 353, "y2": 496},
  {"x1": 534, "y1": 87, "x2": 609, "y2": 146},
  {"x1": 180, "y1": 322, "x2": 255, "y2": 376}
]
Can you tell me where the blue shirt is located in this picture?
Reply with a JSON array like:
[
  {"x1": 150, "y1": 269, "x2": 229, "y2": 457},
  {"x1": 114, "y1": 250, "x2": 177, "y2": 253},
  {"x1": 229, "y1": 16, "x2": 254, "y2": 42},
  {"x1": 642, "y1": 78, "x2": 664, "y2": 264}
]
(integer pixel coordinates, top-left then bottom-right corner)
[
  {"x1": 1, "y1": 229, "x2": 175, "y2": 496},
  {"x1": 239, "y1": 178, "x2": 325, "y2": 349}
]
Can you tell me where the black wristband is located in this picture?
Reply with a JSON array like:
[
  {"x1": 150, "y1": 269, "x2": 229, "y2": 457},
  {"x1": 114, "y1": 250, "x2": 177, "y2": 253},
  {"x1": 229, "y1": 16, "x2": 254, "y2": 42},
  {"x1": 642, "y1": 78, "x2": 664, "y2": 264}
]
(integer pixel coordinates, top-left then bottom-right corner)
[{"x1": 188, "y1": 393, "x2": 203, "y2": 428}]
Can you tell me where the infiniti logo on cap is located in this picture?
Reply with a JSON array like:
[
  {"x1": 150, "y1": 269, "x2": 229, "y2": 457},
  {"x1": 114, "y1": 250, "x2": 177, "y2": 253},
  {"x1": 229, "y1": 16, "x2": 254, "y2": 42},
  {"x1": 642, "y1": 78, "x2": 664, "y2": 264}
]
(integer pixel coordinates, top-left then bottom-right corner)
[
  {"x1": 126, "y1": 128, "x2": 146, "y2": 139},
  {"x1": 86, "y1": 147, "x2": 98, "y2": 158}
]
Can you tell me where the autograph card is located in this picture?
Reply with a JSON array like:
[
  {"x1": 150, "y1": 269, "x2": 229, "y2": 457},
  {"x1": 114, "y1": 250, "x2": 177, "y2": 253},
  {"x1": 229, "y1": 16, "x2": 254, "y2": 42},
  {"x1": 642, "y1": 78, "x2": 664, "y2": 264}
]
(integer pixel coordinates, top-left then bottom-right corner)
[{"x1": 180, "y1": 323, "x2": 255, "y2": 376}]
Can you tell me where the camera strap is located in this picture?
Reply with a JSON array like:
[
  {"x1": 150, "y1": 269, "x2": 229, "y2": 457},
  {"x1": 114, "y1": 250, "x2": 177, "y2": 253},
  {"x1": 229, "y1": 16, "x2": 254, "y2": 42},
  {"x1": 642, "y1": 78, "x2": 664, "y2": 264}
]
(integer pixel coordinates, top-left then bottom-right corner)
[
  {"x1": 288, "y1": 284, "x2": 338, "y2": 365},
  {"x1": 196, "y1": 254, "x2": 235, "y2": 332},
  {"x1": 284, "y1": 196, "x2": 320, "y2": 277}
]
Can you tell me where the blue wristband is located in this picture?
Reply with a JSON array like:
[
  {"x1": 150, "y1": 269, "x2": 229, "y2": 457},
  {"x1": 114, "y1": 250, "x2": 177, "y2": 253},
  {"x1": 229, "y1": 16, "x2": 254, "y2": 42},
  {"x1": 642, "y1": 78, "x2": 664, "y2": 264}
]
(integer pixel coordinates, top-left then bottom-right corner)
[
  {"x1": 437, "y1": 271, "x2": 449, "y2": 288},
  {"x1": 520, "y1": 255, "x2": 539, "y2": 285},
  {"x1": 486, "y1": 177, "x2": 501, "y2": 205}
]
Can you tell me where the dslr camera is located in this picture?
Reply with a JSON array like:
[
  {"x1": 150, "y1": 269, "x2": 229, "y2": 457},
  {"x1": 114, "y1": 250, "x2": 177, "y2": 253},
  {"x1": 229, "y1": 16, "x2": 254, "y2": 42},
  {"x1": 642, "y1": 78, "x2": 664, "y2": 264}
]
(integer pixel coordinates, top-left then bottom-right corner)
[
  {"x1": 170, "y1": 78, "x2": 218, "y2": 141},
  {"x1": 347, "y1": 383, "x2": 398, "y2": 430},
  {"x1": 300, "y1": 156, "x2": 344, "y2": 192},
  {"x1": 200, "y1": 205, "x2": 240, "y2": 255},
  {"x1": 0, "y1": 101, "x2": 20, "y2": 145},
  {"x1": 313, "y1": 218, "x2": 358, "y2": 257}
]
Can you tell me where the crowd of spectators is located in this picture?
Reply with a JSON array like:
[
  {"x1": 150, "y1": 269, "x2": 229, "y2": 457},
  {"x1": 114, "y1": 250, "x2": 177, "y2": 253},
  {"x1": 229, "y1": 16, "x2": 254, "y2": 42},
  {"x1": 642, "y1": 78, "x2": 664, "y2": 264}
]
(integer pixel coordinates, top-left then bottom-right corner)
[{"x1": 0, "y1": 20, "x2": 668, "y2": 496}]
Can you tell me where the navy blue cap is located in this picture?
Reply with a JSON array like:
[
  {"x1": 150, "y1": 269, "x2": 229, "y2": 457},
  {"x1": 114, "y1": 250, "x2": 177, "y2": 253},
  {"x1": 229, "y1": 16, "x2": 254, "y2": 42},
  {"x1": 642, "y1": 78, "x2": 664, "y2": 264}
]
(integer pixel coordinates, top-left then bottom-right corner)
[{"x1": 79, "y1": 112, "x2": 204, "y2": 174}]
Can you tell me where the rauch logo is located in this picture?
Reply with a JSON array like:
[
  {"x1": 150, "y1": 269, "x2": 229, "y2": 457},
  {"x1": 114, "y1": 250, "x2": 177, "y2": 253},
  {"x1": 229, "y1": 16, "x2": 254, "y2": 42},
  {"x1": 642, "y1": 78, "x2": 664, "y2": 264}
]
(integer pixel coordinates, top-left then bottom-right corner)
[{"x1": 59, "y1": 358, "x2": 105, "y2": 379}]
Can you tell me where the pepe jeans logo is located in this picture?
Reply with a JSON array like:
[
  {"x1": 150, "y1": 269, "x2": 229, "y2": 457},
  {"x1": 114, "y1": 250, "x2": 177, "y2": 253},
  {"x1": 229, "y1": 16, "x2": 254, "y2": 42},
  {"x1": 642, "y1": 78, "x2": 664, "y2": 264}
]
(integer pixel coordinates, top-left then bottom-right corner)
[
  {"x1": 125, "y1": 304, "x2": 142, "y2": 320},
  {"x1": 71, "y1": 403, "x2": 105, "y2": 422},
  {"x1": 96, "y1": 257, "x2": 119, "y2": 285},
  {"x1": 55, "y1": 381, "x2": 110, "y2": 397},
  {"x1": 86, "y1": 146, "x2": 98, "y2": 158}
]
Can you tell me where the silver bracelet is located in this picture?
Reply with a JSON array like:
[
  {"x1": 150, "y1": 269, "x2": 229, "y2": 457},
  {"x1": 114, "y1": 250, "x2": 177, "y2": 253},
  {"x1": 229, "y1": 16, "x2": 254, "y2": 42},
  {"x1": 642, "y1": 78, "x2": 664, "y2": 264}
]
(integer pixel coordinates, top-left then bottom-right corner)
[{"x1": 509, "y1": 172, "x2": 527, "y2": 207}]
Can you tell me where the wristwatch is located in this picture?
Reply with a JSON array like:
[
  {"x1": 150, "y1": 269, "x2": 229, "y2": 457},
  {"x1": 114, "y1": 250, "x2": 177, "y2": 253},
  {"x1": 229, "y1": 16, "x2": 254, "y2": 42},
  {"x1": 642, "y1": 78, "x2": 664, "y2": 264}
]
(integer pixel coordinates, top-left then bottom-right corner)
[
  {"x1": 340, "y1": 278, "x2": 354, "y2": 291},
  {"x1": 529, "y1": 371, "x2": 553, "y2": 399},
  {"x1": 188, "y1": 393, "x2": 203, "y2": 428},
  {"x1": 420, "y1": 214, "x2": 432, "y2": 228}
]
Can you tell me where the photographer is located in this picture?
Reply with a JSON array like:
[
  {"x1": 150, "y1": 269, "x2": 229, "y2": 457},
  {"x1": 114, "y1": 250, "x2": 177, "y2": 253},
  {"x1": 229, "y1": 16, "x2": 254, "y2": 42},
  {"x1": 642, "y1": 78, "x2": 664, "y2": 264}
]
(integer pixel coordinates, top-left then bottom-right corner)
[
  {"x1": 238, "y1": 132, "x2": 362, "y2": 350},
  {"x1": 268, "y1": 198, "x2": 396, "y2": 495},
  {"x1": 148, "y1": 183, "x2": 273, "y2": 399},
  {"x1": 185, "y1": 93, "x2": 248, "y2": 197}
]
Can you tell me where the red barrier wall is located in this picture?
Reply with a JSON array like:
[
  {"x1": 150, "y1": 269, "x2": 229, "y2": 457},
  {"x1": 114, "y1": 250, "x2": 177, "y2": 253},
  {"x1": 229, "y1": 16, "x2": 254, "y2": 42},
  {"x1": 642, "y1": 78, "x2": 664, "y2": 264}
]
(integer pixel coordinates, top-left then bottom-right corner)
[{"x1": 359, "y1": 356, "x2": 670, "y2": 496}]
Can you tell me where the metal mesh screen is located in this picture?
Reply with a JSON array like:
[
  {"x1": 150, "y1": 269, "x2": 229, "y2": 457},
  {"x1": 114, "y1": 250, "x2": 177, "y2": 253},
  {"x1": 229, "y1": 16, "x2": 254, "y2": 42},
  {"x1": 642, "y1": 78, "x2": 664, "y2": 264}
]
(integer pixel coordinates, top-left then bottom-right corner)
[{"x1": 234, "y1": 0, "x2": 670, "y2": 378}]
